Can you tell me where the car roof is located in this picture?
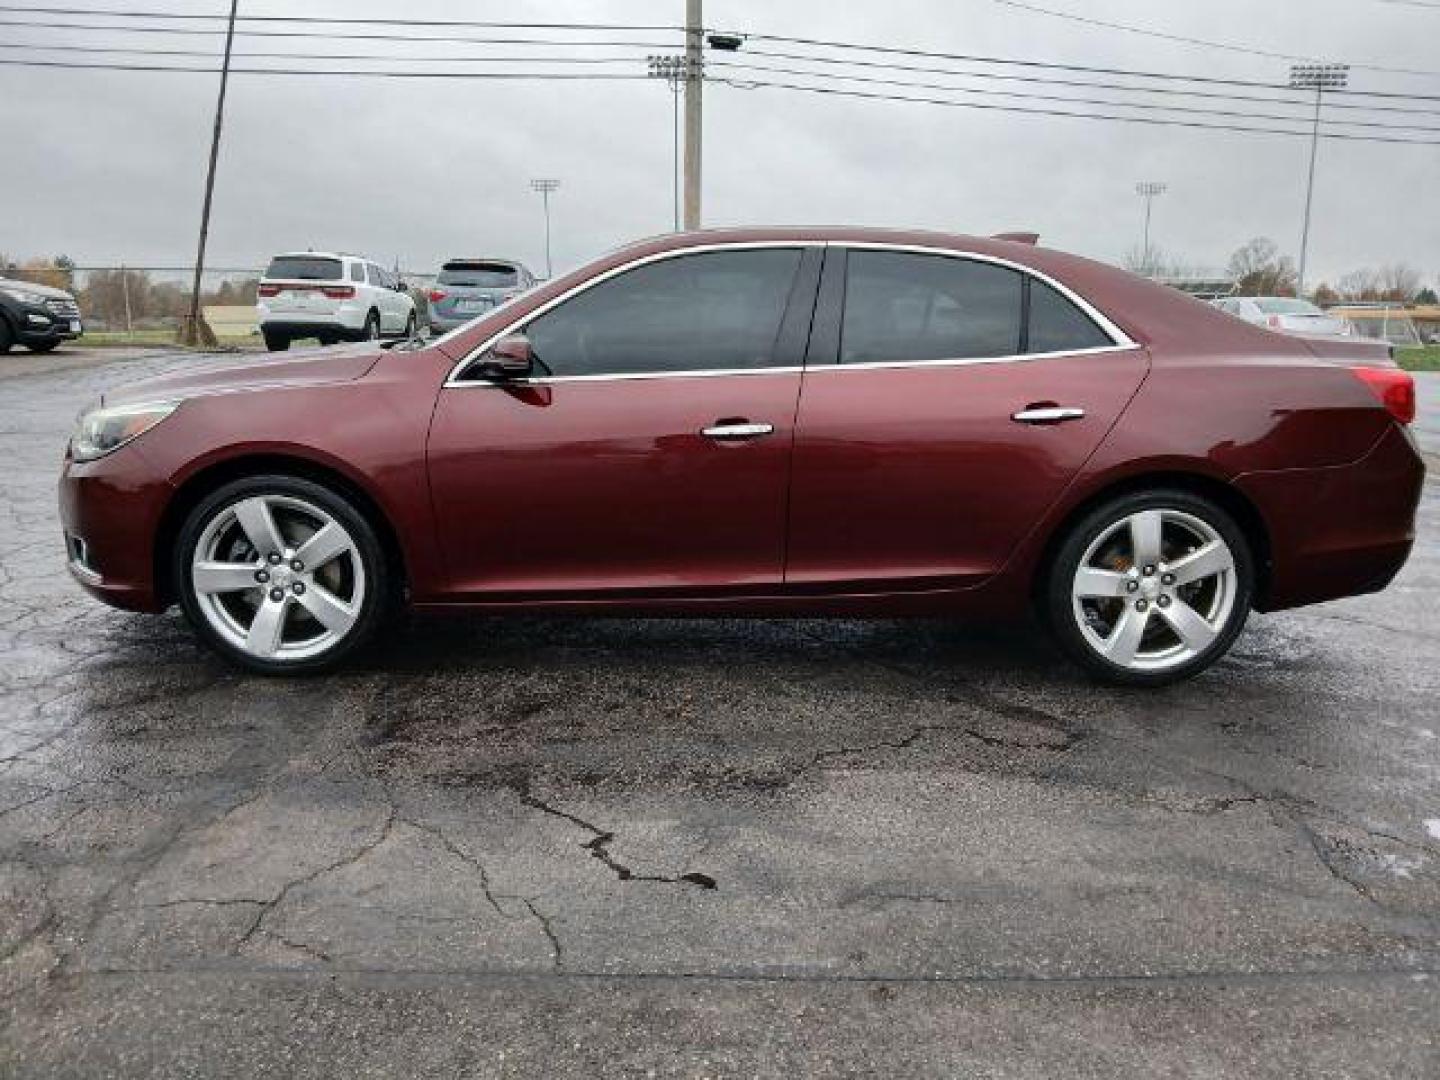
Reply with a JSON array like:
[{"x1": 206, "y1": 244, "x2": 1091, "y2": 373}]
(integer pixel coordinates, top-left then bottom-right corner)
[
  {"x1": 269, "y1": 252, "x2": 366, "y2": 262},
  {"x1": 441, "y1": 257, "x2": 525, "y2": 268}
]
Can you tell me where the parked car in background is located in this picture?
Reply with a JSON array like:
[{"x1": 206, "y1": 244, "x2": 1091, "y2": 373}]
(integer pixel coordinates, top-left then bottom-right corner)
[
  {"x1": 427, "y1": 258, "x2": 536, "y2": 335},
  {"x1": 60, "y1": 228, "x2": 1422, "y2": 686},
  {"x1": 0, "y1": 276, "x2": 83, "y2": 353},
  {"x1": 1213, "y1": 296, "x2": 1351, "y2": 338},
  {"x1": 256, "y1": 252, "x2": 415, "y2": 352}
]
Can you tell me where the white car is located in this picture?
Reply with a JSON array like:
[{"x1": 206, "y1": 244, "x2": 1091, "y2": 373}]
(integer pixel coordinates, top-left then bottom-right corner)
[
  {"x1": 1212, "y1": 296, "x2": 1351, "y2": 338},
  {"x1": 256, "y1": 252, "x2": 416, "y2": 351}
]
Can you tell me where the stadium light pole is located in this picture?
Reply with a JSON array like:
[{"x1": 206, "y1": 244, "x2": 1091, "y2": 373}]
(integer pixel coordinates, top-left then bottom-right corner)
[
  {"x1": 530, "y1": 178, "x2": 560, "y2": 279},
  {"x1": 1289, "y1": 63, "x2": 1348, "y2": 297},
  {"x1": 1135, "y1": 181, "x2": 1167, "y2": 275}
]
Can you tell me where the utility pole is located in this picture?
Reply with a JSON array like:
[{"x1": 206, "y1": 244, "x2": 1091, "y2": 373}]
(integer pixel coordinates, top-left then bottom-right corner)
[
  {"x1": 647, "y1": 55, "x2": 686, "y2": 231},
  {"x1": 182, "y1": 0, "x2": 238, "y2": 347},
  {"x1": 530, "y1": 178, "x2": 560, "y2": 279},
  {"x1": 1290, "y1": 63, "x2": 1348, "y2": 298},
  {"x1": 683, "y1": 0, "x2": 702, "y2": 229},
  {"x1": 1134, "y1": 181, "x2": 1167, "y2": 275}
]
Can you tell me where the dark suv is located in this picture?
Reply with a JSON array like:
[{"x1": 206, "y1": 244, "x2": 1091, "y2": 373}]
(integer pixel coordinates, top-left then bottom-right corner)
[{"x1": 0, "y1": 276, "x2": 84, "y2": 354}]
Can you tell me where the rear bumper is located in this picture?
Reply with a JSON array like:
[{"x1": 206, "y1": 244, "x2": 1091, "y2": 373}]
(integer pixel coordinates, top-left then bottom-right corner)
[
  {"x1": 1239, "y1": 424, "x2": 1426, "y2": 612},
  {"x1": 57, "y1": 444, "x2": 172, "y2": 614},
  {"x1": 258, "y1": 301, "x2": 367, "y2": 332}
]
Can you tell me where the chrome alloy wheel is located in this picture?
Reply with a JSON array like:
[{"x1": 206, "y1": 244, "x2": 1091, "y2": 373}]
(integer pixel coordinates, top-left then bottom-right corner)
[
  {"x1": 1070, "y1": 508, "x2": 1237, "y2": 673},
  {"x1": 190, "y1": 494, "x2": 366, "y2": 661}
]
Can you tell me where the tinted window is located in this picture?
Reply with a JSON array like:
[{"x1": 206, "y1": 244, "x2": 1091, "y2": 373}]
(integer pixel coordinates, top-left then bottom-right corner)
[
  {"x1": 439, "y1": 261, "x2": 519, "y2": 288},
  {"x1": 348, "y1": 262, "x2": 364, "y2": 283},
  {"x1": 841, "y1": 252, "x2": 1023, "y2": 364},
  {"x1": 265, "y1": 256, "x2": 341, "y2": 281},
  {"x1": 1027, "y1": 278, "x2": 1112, "y2": 353},
  {"x1": 522, "y1": 249, "x2": 802, "y2": 377}
]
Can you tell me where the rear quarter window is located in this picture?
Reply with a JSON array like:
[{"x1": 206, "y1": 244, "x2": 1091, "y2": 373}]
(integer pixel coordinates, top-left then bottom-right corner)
[{"x1": 1026, "y1": 278, "x2": 1113, "y2": 353}]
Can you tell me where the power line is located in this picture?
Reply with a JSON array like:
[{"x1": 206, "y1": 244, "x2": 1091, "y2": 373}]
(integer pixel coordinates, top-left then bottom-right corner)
[
  {"x1": 8, "y1": 11, "x2": 1440, "y2": 104},
  {"x1": 707, "y1": 58, "x2": 1440, "y2": 132},
  {"x1": 0, "y1": 41, "x2": 659, "y2": 65},
  {"x1": 0, "y1": 57, "x2": 652, "y2": 80},
  {"x1": 984, "y1": 0, "x2": 1440, "y2": 80},
  {"x1": 708, "y1": 76, "x2": 1440, "y2": 146},
  {"x1": 0, "y1": 6, "x2": 683, "y2": 31},
  {"x1": 722, "y1": 29, "x2": 1440, "y2": 102},
  {"x1": 737, "y1": 46, "x2": 1440, "y2": 117}
]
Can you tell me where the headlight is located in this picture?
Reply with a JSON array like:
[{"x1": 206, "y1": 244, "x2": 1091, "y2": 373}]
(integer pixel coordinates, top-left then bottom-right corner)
[
  {"x1": 1, "y1": 285, "x2": 51, "y2": 306},
  {"x1": 70, "y1": 401, "x2": 180, "y2": 462}
]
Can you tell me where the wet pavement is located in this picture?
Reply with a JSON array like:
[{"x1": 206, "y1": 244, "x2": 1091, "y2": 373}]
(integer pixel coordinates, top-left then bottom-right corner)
[{"x1": 2, "y1": 350, "x2": 1438, "y2": 1077}]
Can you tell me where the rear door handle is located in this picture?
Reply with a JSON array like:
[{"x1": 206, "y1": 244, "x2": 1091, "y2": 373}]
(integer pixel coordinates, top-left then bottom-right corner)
[
  {"x1": 701, "y1": 421, "x2": 775, "y2": 440},
  {"x1": 1011, "y1": 406, "x2": 1086, "y2": 424}
]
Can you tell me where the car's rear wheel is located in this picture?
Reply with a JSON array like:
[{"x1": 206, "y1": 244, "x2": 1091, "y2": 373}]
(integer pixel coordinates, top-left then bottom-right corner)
[
  {"x1": 363, "y1": 311, "x2": 380, "y2": 341},
  {"x1": 403, "y1": 312, "x2": 415, "y2": 339},
  {"x1": 263, "y1": 330, "x2": 290, "y2": 352},
  {"x1": 1043, "y1": 489, "x2": 1253, "y2": 686},
  {"x1": 174, "y1": 475, "x2": 390, "y2": 674}
]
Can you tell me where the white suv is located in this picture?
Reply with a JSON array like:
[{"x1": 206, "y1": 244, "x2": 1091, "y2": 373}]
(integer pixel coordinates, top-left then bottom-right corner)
[{"x1": 256, "y1": 252, "x2": 416, "y2": 351}]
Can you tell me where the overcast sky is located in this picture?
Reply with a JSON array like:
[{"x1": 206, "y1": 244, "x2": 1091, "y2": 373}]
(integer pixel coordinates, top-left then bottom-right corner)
[{"x1": 1, "y1": 0, "x2": 1436, "y2": 287}]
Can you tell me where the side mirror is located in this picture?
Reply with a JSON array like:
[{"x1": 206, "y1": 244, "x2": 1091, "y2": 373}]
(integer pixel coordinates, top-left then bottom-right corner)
[{"x1": 480, "y1": 333, "x2": 533, "y2": 378}]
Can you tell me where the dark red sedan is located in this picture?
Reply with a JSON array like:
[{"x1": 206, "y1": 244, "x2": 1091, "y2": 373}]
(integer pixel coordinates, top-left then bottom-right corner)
[{"x1": 59, "y1": 229, "x2": 1424, "y2": 684}]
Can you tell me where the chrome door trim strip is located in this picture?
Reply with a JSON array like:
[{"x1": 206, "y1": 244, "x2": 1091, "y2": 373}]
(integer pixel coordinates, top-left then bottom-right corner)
[{"x1": 441, "y1": 238, "x2": 1138, "y2": 389}]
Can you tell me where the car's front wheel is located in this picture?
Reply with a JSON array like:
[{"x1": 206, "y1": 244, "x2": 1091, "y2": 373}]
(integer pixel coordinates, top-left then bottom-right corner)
[
  {"x1": 1043, "y1": 489, "x2": 1253, "y2": 686},
  {"x1": 174, "y1": 475, "x2": 390, "y2": 673},
  {"x1": 262, "y1": 330, "x2": 290, "y2": 352}
]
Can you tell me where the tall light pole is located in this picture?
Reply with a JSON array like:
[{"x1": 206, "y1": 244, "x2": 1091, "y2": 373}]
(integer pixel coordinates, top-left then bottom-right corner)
[
  {"x1": 1135, "y1": 181, "x2": 1167, "y2": 275},
  {"x1": 530, "y1": 178, "x2": 560, "y2": 279},
  {"x1": 182, "y1": 0, "x2": 238, "y2": 346},
  {"x1": 647, "y1": 54, "x2": 687, "y2": 231},
  {"x1": 1290, "y1": 63, "x2": 1348, "y2": 297}
]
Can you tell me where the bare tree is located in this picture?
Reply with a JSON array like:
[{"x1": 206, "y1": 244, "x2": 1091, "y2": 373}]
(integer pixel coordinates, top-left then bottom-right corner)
[
  {"x1": 1227, "y1": 238, "x2": 1297, "y2": 296},
  {"x1": 1377, "y1": 263, "x2": 1422, "y2": 302}
]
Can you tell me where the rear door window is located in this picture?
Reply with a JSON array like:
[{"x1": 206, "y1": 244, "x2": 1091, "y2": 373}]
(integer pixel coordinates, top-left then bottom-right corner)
[
  {"x1": 348, "y1": 261, "x2": 364, "y2": 283},
  {"x1": 840, "y1": 251, "x2": 1024, "y2": 364}
]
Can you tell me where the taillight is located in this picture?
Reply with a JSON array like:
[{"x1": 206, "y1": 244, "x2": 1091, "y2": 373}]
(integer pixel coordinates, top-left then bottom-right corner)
[
  {"x1": 1351, "y1": 366, "x2": 1415, "y2": 425},
  {"x1": 428, "y1": 289, "x2": 447, "y2": 303},
  {"x1": 257, "y1": 283, "x2": 280, "y2": 298},
  {"x1": 321, "y1": 285, "x2": 355, "y2": 300}
]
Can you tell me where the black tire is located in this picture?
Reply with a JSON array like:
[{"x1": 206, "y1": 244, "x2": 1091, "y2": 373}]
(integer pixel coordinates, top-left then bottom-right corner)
[
  {"x1": 263, "y1": 330, "x2": 290, "y2": 352},
  {"x1": 173, "y1": 475, "x2": 392, "y2": 675},
  {"x1": 403, "y1": 311, "x2": 416, "y2": 339},
  {"x1": 1041, "y1": 488, "x2": 1254, "y2": 687},
  {"x1": 0, "y1": 317, "x2": 12, "y2": 354},
  {"x1": 363, "y1": 311, "x2": 380, "y2": 341},
  {"x1": 25, "y1": 340, "x2": 59, "y2": 354}
]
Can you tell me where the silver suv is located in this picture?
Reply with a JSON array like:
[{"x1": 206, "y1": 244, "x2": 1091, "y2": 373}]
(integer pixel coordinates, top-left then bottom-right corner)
[{"x1": 427, "y1": 258, "x2": 536, "y2": 335}]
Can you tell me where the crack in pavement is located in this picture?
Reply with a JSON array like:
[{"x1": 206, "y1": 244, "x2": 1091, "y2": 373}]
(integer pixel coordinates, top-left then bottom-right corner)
[{"x1": 511, "y1": 781, "x2": 717, "y2": 891}]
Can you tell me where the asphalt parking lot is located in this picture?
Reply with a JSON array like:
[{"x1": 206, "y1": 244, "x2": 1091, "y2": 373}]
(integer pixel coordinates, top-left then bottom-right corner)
[{"x1": 2, "y1": 350, "x2": 1438, "y2": 1077}]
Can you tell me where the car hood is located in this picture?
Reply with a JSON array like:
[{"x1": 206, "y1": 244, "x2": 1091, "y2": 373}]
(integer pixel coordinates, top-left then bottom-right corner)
[
  {"x1": 101, "y1": 344, "x2": 383, "y2": 407},
  {"x1": 0, "y1": 276, "x2": 75, "y2": 301}
]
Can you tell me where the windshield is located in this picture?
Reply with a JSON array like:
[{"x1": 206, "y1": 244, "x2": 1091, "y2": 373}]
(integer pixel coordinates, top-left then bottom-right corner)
[
  {"x1": 265, "y1": 256, "x2": 342, "y2": 281},
  {"x1": 438, "y1": 262, "x2": 518, "y2": 288},
  {"x1": 1253, "y1": 298, "x2": 1323, "y2": 316}
]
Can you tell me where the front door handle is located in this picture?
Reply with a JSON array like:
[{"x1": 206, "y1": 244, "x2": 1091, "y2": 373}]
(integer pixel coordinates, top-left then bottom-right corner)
[
  {"x1": 701, "y1": 421, "x2": 775, "y2": 440},
  {"x1": 1012, "y1": 406, "x2": 1086, "y2": 424}
]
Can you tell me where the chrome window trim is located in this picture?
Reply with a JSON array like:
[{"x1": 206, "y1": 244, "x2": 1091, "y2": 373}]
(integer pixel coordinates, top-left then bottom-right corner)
[{"x1": 442, "y1": 238, "x2": 1137, "y2": 389}]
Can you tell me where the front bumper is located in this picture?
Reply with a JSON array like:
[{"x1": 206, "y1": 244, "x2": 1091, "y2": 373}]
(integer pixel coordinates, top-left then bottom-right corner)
[
  {"x1": 1239, "y1": 424, "x2": 1426, "y2": 612},
  {"x1": 58, "y1": 443, "x2": 172, "y2": 613},
  {"x1": 14, "y1": 298, "x2": 83, "y2": 344}
]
